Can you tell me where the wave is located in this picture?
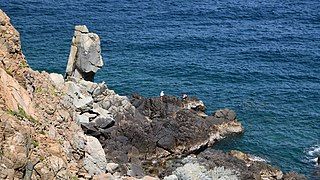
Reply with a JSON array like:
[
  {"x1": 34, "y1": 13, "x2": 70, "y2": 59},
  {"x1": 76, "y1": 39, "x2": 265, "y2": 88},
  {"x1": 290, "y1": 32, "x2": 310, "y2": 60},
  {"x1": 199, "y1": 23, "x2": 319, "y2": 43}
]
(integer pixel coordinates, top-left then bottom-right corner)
[
  {"x1": 307, "y1": 145, "x2": 320, "y2": 157},
  {"x1": 248, "y1": 154, "x2": 268, "y2": 163},
  {"x1": 305, "y1": 144, "x2": 320, "y2": 166}
]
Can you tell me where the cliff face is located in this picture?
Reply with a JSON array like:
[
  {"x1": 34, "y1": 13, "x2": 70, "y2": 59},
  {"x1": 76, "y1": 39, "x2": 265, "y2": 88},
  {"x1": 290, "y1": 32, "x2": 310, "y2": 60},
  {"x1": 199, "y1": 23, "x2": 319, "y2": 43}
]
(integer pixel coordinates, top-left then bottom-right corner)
[
  {"x1": 0, "y1": 9, "x2": 306, "y2": 180},
  {"x1": 0, "y1": 10, "x2": 28, "y2": 85}
]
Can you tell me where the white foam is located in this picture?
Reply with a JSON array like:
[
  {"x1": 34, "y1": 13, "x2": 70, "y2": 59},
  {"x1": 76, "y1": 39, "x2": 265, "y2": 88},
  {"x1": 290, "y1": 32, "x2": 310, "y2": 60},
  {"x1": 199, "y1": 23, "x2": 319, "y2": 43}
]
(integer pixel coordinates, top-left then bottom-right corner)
[
  {"x1": 248, "y1": 155, "x2": 268, "y2": 162},
  {"x1": 311, "y1": 157, "x2": 318, "y2": 163},
  {"x1": 307, "y1": 146, "x2": 320, "y2": 156},
  {"x1": 305, "y1": 144, "x2": 320, "y2": 166}
]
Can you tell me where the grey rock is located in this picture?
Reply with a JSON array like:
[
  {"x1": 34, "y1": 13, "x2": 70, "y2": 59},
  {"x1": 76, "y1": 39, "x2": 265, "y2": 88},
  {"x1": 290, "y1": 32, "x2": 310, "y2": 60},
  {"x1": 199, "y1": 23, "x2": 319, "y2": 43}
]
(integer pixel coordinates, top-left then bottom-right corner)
[
  {"x1": 210, "y1": 167, "x2": 239, "y2": 180},
  {"x1": 75, "y1": 33, "x2": 102, "y2": 73},
  {"x1": 226, "y1": 109, "x2": 236, "y2": 121},
  {"x1": 73, "y1": 96, "x2": 93, "y2": 110},
  {"x1": 101, "y1": 100, "x2": 111, "y2": 110},
  {"x1": 213, "y1": 109, "x2": 237, "y2": 121},
  {"x1": 72, "y1": 132, "x2": 86, "y2": 151},
  {"x1": 92, "y1": 103, "x2": 112, "y2": 118},
  {"x1": 106, "y1": 163, "x2": 119, "y2": 174},
  {"x1": 84, "y1": 135, "x2": 107, "y2": 175},
  {"x1": 66, "y1": 46, "x2": 77, "y2": 76},
  {"x1": 74, "y1": 113, "x2": 90, "y2": 124},
  {"x1": 65, "y1": 25, "x2": 103, "y2": 81},
  {"x1": 65, "y1": 81, "x2": 82, "y2": 98},
  {"x1": 93, "y1": 116, "x2": 115, "y2": 129},
  {"x1": 49, "y1": 73, "x2": 64, "y2": 89},
  {"x1": 78, "y1": 79, "x2": 97, "y2": 94},
  {"x1": 173, "y1": 163, "x2": 211, "y2": 180},
  {"x1": 82, "y1": 112, "x2": 98, "y2": 119},
  {"x1": 75, "y1": 25, "x2": 89, "y2": 33},
  {"x1": 128, "y1": 163, "x2": 144, "y2": 178},
  {"x1": 163, "y1": 175, "x2": 178, "y2": 180},
  {"x1": 167, "y1": 162, "x2": 239, "y2": 180},
  {"x1": 181, "y1": 155, "x2": 198, "y2": 164},
  {"x1": 167, "y1": 162, "x2": 238, "y2": 180},
  {"x1": 92, "y1": 82, "x2": 107, "y2": 96}
]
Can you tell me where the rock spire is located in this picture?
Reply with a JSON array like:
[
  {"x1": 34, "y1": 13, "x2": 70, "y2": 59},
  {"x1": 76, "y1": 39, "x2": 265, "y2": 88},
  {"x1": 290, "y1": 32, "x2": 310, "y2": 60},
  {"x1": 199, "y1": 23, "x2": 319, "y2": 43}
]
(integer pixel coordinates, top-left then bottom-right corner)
[{"x1": 65, "y1": 25, "x2": 103, "y2": 81}]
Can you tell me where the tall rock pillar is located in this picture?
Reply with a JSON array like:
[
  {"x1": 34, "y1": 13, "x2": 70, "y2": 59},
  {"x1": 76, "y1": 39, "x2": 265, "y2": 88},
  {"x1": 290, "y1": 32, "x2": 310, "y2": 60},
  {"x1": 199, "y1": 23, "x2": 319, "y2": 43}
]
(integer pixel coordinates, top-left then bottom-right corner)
[{"x1": 65, "y1": 25, "x2": 103, "y2": 81}]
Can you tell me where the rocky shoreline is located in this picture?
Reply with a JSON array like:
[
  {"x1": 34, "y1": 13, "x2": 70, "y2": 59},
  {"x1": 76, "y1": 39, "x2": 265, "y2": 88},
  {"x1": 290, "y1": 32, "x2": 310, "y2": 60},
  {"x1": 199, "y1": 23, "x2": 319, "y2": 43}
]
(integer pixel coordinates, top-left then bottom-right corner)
[{"x1": 0, "y1": 9, "x2": 306, "y2": 179}]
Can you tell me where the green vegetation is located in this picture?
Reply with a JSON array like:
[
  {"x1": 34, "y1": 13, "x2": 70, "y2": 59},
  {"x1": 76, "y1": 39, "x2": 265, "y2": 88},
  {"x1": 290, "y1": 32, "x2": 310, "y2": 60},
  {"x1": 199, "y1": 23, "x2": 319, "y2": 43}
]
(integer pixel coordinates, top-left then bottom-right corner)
[
  {"x1": 7, "y1": 106, "x2": 38, "y2": 124},
  {"x1": 35, "y1": 87, "x2": 43, "y2": 94},
  {"x1": 39, "y1": 155, "x2": 45, "y2": 162},
  {"x1": 31, "y1": 139, "x2": 39, "y2": 148},
  {"x1": 70, "y1": 176, "x2": 78, "y2": 180},
  {"x1": 39, "y1": 130, "x2": 46, "y2": 135},
  {"x1": 49, "y1": 85, "x2": 58, "y2": 96},
  {"x1": 5, "y1": 67, "x2": 14, "y2": 76},
  {"x1": 19, "y1": 60, "x2": 28, "y2": 68}
]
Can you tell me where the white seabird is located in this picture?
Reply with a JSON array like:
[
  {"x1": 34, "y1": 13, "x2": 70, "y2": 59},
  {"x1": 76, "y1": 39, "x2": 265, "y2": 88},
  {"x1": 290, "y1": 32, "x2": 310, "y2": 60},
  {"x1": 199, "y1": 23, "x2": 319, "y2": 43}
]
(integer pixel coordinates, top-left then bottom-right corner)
[{"x1": 160, "y1": 91, "x2": 164, "y2": 97}]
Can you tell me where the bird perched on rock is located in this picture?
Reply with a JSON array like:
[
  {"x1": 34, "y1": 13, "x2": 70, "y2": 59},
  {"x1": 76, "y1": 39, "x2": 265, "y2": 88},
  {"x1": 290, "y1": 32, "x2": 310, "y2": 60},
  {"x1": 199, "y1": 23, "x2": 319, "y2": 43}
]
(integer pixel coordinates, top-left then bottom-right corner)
[
  {"x1": 182, "y1": 93, "x2": 188, "y2": 100},
  {"x1": 160, "y1": 91, "x2": 164, "y2": 100}
]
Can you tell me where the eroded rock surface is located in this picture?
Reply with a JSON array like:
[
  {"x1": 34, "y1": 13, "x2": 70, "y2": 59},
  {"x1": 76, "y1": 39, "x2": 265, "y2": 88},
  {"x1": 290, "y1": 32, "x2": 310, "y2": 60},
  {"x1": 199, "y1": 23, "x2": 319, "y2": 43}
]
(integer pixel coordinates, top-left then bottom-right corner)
[
  {"x1": 161, "y1": 150, "x2": 306, "y2": 180},
  {"x1": 0, "y1": 68, "x2": 35, "y2": 116},
  {"x1": 0, "y1": 9, "x2": 28, "y2": 85},
  {"x1": 64, "y1": 81, "x2": 244, "y2": 177},
  {"x1": 65, "y1": 25, "x2": 103, "y2": 81}
]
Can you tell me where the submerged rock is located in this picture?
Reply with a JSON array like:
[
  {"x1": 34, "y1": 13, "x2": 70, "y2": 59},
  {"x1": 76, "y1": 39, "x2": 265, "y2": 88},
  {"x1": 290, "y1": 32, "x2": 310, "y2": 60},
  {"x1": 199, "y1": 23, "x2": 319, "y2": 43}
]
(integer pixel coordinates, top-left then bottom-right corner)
[{"x1": 65, "y1": 25, "x2": 103, "y2": 81}]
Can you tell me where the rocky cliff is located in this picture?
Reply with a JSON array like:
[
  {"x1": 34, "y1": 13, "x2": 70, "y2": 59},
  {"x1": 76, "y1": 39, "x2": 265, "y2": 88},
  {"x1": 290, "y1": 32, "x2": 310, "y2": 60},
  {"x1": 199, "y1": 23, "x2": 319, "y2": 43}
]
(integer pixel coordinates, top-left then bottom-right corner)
[{"x1": 0, "y1": 9, "x2": 306, "y2": 180}]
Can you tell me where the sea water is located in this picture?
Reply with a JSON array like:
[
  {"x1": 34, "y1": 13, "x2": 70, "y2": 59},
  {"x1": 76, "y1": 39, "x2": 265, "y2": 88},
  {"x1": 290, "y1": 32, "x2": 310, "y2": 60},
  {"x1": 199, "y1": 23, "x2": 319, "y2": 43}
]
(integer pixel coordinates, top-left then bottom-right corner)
[{"x1": 1, "y1": 0, "x2": 319, "y2": 178}]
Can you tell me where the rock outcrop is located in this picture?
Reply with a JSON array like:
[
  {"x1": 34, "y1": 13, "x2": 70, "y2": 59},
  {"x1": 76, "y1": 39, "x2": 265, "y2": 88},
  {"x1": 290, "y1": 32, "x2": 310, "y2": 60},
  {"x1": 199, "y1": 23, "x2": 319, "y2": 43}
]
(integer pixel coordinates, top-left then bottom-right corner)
[
  {"x1": 65, "y1": 25, "x2": 103, "y2": 81},
  {"x1": 0, "y1": 10, "x2": 109, "y2": 180},
  {"x1": 62, "y1": 79, "x2": 244, "y2": 176},
  {"x1": 0, "y1": 8, "x2": 307, "y2": 180},
  {"x1": 0, "y1": 9, "x2": 28, "y2": 84},
  {"x1": 161, "y1": 150, "x2": 306, "y2": 180}
]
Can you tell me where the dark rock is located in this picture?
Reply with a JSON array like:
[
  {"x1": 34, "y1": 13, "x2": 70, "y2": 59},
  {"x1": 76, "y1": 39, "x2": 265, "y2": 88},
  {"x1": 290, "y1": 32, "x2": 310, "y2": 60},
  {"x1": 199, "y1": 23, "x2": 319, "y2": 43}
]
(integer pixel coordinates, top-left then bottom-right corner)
[
  {"x1": 80, "y1": 93, "x2": 243, "y2": 178},
  {"x1": 81, "y1": 123, "x2": 101, "y2": 136},
  {"x1": 128, "y1": 163, "x2": 145, "y2": 178},
  {"x1": 93, "y1": 116, "x2": 115, "y2": 129},
  {"x1": 213, "y1": 108, "x2": 237, "y2": 121}
]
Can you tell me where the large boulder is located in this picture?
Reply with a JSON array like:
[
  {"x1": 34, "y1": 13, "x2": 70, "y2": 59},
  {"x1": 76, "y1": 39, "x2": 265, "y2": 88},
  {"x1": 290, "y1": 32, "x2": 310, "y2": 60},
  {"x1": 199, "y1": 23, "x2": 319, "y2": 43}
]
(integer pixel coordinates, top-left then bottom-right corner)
[
  {"x1": 84, "y1": 135, "x2": 108, "y2": 175},
  {"x1": 65, "y1": 25, "x2": 103, "y2": 81},
  {"x1": 0, "y1": 68, "x2": 34, "y2": 116}
]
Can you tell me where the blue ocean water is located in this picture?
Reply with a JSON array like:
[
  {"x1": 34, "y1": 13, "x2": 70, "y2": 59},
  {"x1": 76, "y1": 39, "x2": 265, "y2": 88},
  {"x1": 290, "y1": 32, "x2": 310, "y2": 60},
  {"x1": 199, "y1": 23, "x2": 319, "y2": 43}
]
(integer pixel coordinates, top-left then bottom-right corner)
[{"x1": 1, "y1": 0, "x2": 319, "y2": 178}]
